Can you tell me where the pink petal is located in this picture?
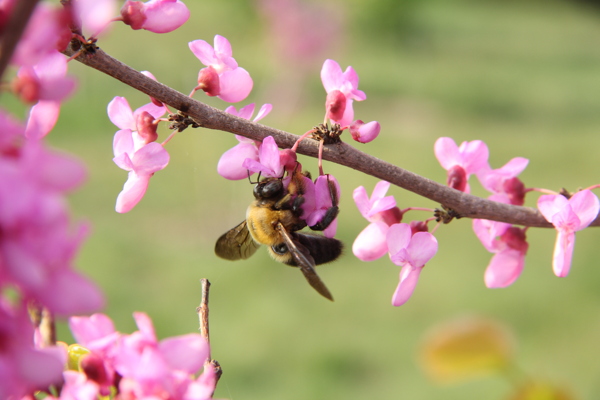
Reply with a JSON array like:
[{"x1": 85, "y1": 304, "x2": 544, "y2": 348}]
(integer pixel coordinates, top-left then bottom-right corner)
[
  {"x1": 386, "y1": 223, "x2": 412, "y2": 256},
  {"x1": 189, "y1": 39, "x2": 217, "y2": 66},
  {"x1": 352, "y1": 222, "x2": 389, "y2": 261},
  {"x1": 69, "y1": 314, "x2": 116, "y2": 346},
  {"x1": 569, "y1": 190, "x2": 600, "y2": 229},
  {"x1": 553, "y1": 230, "x2": 575, "y2": 277},
  {"x1": 472, "y1": 219, "x2": 511, "y2": 253},
  {"x1": 537, "y1": 194, "x2": 567, "y2": 222},
  {"x1": 333, "y1": 98, "x2": 354, "y2": 128},
  {"x1": 434, "y1": 137, "x2": 460, "y2": 170},
  {"x1": 350, "y1": 120, "x2": 380, "y2": 143},
  {"x1": 405, "y1": 231, "x2": 438, "y2": 267},
  {"x1": 34, "y1": 147, "x2": 87, "y2": 191},
  {"x1": 75, "y1": 0, "x2": 116, "y2": 35},
  {"x1": 213, "y1": 35, "x2": 234, "y2": 62},
  {"x1": 217, "y1": 67, "x2": 253, "y2": 103},
  {"x1": 484, "y1": 249, "x2": 524, "y2": 288},
  {"x1": 25, "y1": 101, "x2": 60, "y2": 140},
  {"x1": 131, "y1": 142, "x2": 170, "y2": 175},
  {"x1": 107, "y1": 97, "x2": 135, "y2": 130},
  {"x1": 236, "y1": 103, "x2": 256, "y2": 120},
  {"x1": 217, "y1": 142, "x2": 259, "y2": 180},
  {"x1": 392, "y1": 265, "x2": 422, "y2": 306},
  {"x1": 353, "y1": 186, "x2": 371, "y2": 218},
  {"x1": 41, "y1": 270, "x2": 105, "y2": 316},
  {"x1": 113, "y1": 129, "x2": 134, "y2": 158},
  {"x1": 320, "y1": 59, "x2": 343, "y2": 93},
  {"x1": 141, "y1": 0, "x2": 190, "y2": 33},
  {"x1": 371, "y1": 181, "x2": 391, "y2": 202},
  {"x1": 158, "y1": 334, "x2": 208, "y2": 374},
  {"x1": 133, "y1": 312, "x2": 157, "y2": 342},
  {"x1": 115, "y1": 173, "x2": 151, "y2": 213},
  {"x1": 253, "y1": 103, "x2": 273, "y2": 122},
  {"x1": 134, "y1": 102, "x2": 166, "y2": 120},
  {"x1": 460, "y1": 140, "x2": 489, "y2": 174}
]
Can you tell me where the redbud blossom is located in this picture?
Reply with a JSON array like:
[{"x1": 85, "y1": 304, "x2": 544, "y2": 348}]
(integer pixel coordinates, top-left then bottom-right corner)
[
  {"x1": 189, "y1": 35, "x2": 253, "y2": 103},
  {"x1": 538, "y1": 190, "x2": 600, "y2": 277},
  {"x1": 434, "y1": 137, "x2": 489, "y2": 194},
  {"x1": 353, "y1": 181, "x2": 402, "y2": 261},
  {"x1": 387, "y1": 223, "x2": 438, "y2": 306},
  {"x1": 350, "y1": 120, "x2": 381, "y2": 144},
  {"x1": 320, "y1": 59, "x2": 366, "y2": 127},
  {"x1": 121, "y1": 0, "x2": 190, "y2": 33},
  {"x1": 242, "y1": 136, "x2": 284, "y2": 178},
  {"x1": 473, "y1": 219, "x2": 528, "y2": 288},
  {"x1": 73, "y1": 0, "x2": 117, "y2": 36},
  {"x1": 477, "y1": 157, "x2": 529, "y2": 205},
  {"x1": 217, "y1": 103, "x2": 272, "y2": 180}
]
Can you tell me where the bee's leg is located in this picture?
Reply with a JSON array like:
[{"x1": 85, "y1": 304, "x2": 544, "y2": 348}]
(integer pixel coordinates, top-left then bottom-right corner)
[
  {"x1": 274, "y1": 193, "x2": 292, "y2": 210},
  {"x1": 309, "y1": 174, "x2": 339, "y2": 231}
]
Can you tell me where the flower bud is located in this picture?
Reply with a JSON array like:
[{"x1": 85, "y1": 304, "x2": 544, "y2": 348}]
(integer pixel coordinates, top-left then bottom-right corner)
[
  {"x1": 501, "y1": 227, "x2": 528, "y2": 253},
  {"x1": 350, "y1": 120, "x2": 381, "y2": 143},
  {"x1": 121, "y1": 0, "x2": 147, "y2": 30},
  {"x1": 325, "y1": 90, "x2": 346, "y2": 122},
  {"x1": 372, "y1": 206, "x2": 403, "y2": 227},
  {"x1": 196, "y1": 66, "x2": 220, "y2": 96},
  {"x1": 135, "y1": 111, "x2": 158, "y2": 144},
  {"x1": 446, "y1": 165, "x2": 467, "y2": 192}
]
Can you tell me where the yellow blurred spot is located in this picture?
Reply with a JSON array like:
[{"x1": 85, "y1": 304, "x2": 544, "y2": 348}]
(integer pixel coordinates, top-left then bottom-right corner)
[
  {"x1": 67, "y1": 343, "x2": 91, "y2": 371},
  {"x1": 419, "y1": 315, "x2": 514, "y2": 383},
  {"x1": 508, "y1": 381, "x2": 575, "y2": 400}
]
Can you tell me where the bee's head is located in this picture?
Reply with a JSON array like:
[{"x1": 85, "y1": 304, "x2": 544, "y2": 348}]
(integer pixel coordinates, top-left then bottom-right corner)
[{"x1": 254, "y1": 178, "x2": 284, "y2": 200}]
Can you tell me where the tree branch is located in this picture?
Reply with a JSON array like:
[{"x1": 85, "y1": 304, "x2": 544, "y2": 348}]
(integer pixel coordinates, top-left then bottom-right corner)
[
  {"x1": 63, "y1": 44, "x2": 600, "y2": 229},
  {"x1": 0, "y1": 0, "x2": 40, "y2": 80}
]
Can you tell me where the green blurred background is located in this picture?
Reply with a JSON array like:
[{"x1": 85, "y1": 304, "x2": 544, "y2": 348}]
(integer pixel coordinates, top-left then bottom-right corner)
[{"x1": 27, "y1": 0, "x2": 600, "y2": 398}]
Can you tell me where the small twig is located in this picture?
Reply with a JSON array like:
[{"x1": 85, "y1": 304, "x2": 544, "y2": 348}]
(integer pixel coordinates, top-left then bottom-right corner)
[
  {"x1": 61, "y1": 45, "x2": 600, "y2": 229},
  {"x1": 0, "y1": 0, "x2": 40, "y2": 81},
  {"x1": 197, "y1": 278, "x2": 211, "y2": 353}
]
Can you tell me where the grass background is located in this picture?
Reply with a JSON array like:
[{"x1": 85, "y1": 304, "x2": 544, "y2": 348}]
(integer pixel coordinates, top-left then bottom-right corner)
[{"x1": 19, "y1": 0, "x2": 600, "y2": 398}]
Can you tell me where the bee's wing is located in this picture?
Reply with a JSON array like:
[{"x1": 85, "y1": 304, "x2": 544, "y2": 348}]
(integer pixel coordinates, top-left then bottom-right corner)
[
  {"x1": 276, "y1": 222, "x2": 334, "y2": 301},
  {"x1": 215, "y1": 220, "x2": 261, "y2": 260}
]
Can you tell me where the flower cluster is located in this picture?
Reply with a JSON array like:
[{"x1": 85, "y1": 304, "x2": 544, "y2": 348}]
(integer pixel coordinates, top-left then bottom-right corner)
[
  {"x1": 434, "y1": 137, "x2": 599, "y2": 289},
  {"x1": 353, "y1": 181, "x2": 438, "y2": 306},
  {"x1": 56, "y1": 312, "x2": 217, "y2": 399}
]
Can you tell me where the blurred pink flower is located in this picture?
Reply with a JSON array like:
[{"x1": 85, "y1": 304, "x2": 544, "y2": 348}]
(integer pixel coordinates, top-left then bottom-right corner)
[
  {"x1": 189, "y1": 35, "x2": 253, "y2": 103},
  {"x1": 352, "y1": 181, "x2": 403, "y2": 261},
  {"x1": 10, "y1": 3, "x2": 67, "y2": 67},
  {"x1": 74, "y1": 0, "x2": 117, "y2": 36},
  {"x1": 217, "y1": 103, "x2": 272, "y2": 180},
  {"x1": 387, "y1": 223, "x2": 438, "y2": 306},
  {"x1": 0, "y1": 301, "x2": 65, "y2": 399},
  {"x1": 538, "y1": 190, "x2": 600, "y2": 277},
  {"x1": 434, "y1": 137, "x2": 489, "y2": 193},
  {"x1": 121, "y1": 0, "x2": 190, "y2": 33},
  {"x1": 321, "y1": 59, "x2": 366, "y2": 128}
]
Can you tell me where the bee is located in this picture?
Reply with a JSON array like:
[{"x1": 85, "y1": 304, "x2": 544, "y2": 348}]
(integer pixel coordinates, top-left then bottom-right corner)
[{"x1": 215, "y1": 168, "x2": 342, "y2": 301}]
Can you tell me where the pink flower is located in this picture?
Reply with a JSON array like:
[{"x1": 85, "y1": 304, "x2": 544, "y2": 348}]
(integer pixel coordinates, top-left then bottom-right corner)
[
  {"x1": 242, "y1": 136, "x2": 284, "y2": 178},
  {"x1": 320, "y1": 59, "x2": 366, "y2": 128},
  {"x1": 121, "y1": 0, "x2": 190, "y2": 33},
  {"x1": 217, "y1": 103, "x2": 272, "y2": 180},
  {"x1": 473, "y1": 219, "x2": 528, "y2": 288},
  {"x1": 352, "y1": 181, "x2": 403, "y2": 261},
  {"x1": 477, "y1": 157, "x2": 528, "y2": 205},
  {"x1": 387, "y1": 223, "x2": 438, "y2": 306},
  {"x1": 108, "y1": 96, "x2": 166, "y2": 145},
  {"x1": 434, "y1": 137, "x2": 489, "y2": 193},
  {"x1": 112, "y1": 130, "x2": 170, "y2": 213},
  {"x1": 189, "y1": 35, "x2": 253, "y2": 103},
  {"x1": 538, "y1": 190, "x2": 600, "y2": 277},
  {"x1": 349, "y1": 120, "x2": 380, "y2": 143}
]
